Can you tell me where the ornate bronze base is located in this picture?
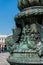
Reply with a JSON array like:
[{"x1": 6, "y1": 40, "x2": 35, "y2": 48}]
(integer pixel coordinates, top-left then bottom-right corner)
[{"x1": 7, "y1": 51, "x2": 43, "y2": 65}]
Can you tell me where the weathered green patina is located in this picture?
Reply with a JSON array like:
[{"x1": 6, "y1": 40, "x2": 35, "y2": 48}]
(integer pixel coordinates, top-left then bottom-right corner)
[{"x1": 6, "y1": 0, "x2": 43, "y2": 65}]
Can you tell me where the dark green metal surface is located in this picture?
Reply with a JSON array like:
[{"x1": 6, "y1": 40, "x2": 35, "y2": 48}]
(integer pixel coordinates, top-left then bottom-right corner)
[{"x1": 6, "y1": 0, "x2": 43, "y2": 65}]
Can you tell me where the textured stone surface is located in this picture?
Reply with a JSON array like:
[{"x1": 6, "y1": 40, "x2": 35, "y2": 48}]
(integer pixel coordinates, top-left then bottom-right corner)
[{"x1": 0, "y1": 53, "x2": 10, "y2": 65}]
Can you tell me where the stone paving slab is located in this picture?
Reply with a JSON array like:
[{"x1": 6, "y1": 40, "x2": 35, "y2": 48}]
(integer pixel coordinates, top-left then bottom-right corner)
[{"x1": 0, "y1": 52, "x2": 10, "y2": 65}]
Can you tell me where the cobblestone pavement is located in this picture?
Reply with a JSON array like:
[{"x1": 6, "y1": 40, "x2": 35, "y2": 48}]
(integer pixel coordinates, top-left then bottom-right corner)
[{"x1": 0, "y1": 52, "x2": 10, "y2": 65}]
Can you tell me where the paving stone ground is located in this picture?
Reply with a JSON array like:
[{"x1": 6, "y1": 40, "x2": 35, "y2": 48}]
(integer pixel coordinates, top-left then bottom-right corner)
[{"x1": 0, "y1": 52, "x2": 10, "y2": 65}]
